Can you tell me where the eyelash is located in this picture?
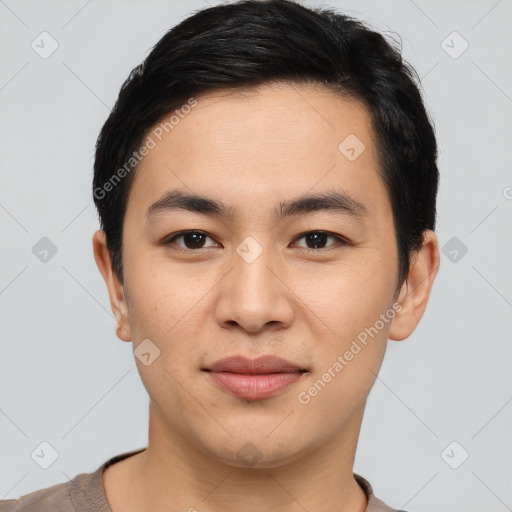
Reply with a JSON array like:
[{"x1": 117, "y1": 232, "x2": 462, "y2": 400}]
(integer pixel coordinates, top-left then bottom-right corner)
[{"x1": 162, "y1": 230, "x2": 350, "y2": 253}]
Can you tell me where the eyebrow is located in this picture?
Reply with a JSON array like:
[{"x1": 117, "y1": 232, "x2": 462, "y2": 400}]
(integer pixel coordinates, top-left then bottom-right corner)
[{"x1": 145, "y1": 188, "x2": 368, "y2": 222}]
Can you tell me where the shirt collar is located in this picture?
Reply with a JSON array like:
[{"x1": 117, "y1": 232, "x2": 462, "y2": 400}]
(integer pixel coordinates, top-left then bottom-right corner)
[{"x1": 354, "y1": 473, "x2": 405, "y2": 512}]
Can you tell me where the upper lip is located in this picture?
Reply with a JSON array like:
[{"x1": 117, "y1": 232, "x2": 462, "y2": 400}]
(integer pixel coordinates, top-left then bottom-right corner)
[{"x1": 204, "y1": 355, "x2": 306, "y2": 374}]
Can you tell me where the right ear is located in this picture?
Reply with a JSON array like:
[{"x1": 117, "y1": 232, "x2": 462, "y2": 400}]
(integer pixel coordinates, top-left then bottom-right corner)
[{"x1": 92, "y1": 230, "x2": 132, "y2": 342}]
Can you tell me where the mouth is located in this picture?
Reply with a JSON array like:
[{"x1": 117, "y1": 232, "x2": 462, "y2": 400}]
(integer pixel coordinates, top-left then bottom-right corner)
[{"x1": 202, "y1": 355, "x2": 308, "y2": 400}]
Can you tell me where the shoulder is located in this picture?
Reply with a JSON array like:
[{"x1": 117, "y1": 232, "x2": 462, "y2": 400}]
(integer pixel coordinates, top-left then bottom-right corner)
[
  {"x1": 0, "y1": 448, "x2": 145, "y2": 512},
  {"x1": 0, "y1": 469, "x2": 107, "y2": 512},
  {"x1": 0, "y1": 477, "x2": 77, "y2": 512}
]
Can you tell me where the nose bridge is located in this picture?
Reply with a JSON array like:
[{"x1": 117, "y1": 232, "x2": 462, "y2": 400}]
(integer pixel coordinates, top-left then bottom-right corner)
[{"x1": 216, "y1": 234, "x2": 293, "y2": 332}]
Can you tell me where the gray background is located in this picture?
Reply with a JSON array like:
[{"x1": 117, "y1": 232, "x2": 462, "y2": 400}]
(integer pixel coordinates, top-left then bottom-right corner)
[{"x1": 1, "y1": 0, "x2": 511, "y2": 510}]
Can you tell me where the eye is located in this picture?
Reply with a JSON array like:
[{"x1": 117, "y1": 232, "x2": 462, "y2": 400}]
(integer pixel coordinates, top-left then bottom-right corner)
[
  {"x1": 292, "y1": 231, "x2": 348, "y2": 250},
  {"x1": 163, "y1": 230, "x2": 219, "y2": 250},
  {"x1": 162, "y1": 229, "x2": 349, "y2": 252}
]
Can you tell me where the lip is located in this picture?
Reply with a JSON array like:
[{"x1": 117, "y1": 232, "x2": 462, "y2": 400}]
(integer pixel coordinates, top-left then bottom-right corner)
[
  {"x1": 206, "y1": 355, "x2": 305, "y2": 374},
  {"x1": 203, "y1": 355, "x2": 307, "y2": 400}
]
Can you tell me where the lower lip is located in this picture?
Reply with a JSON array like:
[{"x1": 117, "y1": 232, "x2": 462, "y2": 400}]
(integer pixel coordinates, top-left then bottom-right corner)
[{"x1": 206, "y1": 371, "x2": 304, "y2": 400}]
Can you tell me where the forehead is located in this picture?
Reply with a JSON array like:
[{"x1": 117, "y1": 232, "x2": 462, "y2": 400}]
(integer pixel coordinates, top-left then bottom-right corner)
[{"x1": 127, "y1": 82, "x2": 390, "y2": 221}]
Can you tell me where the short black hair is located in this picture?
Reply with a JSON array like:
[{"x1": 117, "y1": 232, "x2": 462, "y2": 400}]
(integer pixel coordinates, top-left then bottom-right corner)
[{"x1": 93, "y1": 0, "x2": 438, "y2": 289}]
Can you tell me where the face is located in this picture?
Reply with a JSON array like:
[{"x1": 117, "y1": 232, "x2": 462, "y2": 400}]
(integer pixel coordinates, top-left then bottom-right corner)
[{"x1": 94, "y1": 82, "x2": 437, "y2": 469}]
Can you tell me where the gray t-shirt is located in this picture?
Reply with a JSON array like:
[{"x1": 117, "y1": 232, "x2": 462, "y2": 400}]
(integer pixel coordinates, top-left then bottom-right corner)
[{"x1": 0, "y1": 448, "x2": 409, "y2": 511}]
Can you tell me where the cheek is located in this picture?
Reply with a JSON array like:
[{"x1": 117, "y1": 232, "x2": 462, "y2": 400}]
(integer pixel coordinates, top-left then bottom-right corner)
[
  {"x1": 291, "y1": 253, "x2": 395, "y2": 343},
  {"x1": 123, "y1": 255, "x2": 224, "y2": 397},
  {"x1": 294, "y1": 266, "x2": 392, "y2": 424},
  {"x1": 123, "y1": 239, "x2": 212, "y2": 340},
  {"x1": 291, "y1": 254, "x2": 394, "y2": 394},
  {"x1": 125, "y1": 265, "x2": 212, "y2": 412}
]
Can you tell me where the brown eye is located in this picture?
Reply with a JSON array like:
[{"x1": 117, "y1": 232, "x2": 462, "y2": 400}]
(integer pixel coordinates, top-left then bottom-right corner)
[
  {"x1": 164, "y1": 230, "x2": 219, "y2": 250},
  {"x1": 293, "y1": 231, "x2": 348, "y2": 250}
]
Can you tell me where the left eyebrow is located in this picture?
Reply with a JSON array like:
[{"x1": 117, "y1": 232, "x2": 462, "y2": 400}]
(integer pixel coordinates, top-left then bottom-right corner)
[
  {"x1": 276, "y1": 190, "x2": 368, "y2": 220},
  {"x1": 145, "y1": 188, "x2": 368, "y2": 222}
]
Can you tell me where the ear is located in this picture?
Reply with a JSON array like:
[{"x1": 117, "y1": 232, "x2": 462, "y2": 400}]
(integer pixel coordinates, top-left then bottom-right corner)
[
  {"x1": 389, "y1": 229, "x2": 440, "y2": 341},
  {"x1": 92, "y1": 229, "x2": 132, "y2": 342}
]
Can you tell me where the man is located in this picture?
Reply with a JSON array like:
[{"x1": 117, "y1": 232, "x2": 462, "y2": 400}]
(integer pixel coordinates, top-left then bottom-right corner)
[{"x1": 1, "y1": 0, "x2": 439, "y2": 510}]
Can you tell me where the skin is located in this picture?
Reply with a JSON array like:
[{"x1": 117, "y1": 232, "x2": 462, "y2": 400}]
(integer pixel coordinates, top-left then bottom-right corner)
[{"x1": 93, "y1": 82, "x2": 439, "y2": 512}]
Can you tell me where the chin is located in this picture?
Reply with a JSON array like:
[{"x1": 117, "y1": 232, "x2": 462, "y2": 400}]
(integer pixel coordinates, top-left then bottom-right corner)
[{"x1": 199, "y1": 433, "x2": 312, "y2": 470}]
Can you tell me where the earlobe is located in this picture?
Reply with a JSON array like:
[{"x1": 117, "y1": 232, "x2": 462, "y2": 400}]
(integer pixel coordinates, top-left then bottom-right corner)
[
  {"x1": 389, "y1": 230, "x2": 440, "y2": 341},
  {"x1": 92, "y1": 230, "x2": 132, "y2": 342},
  {"x1": 113, "y1": 300, "x2": 132, "y2": 342}
]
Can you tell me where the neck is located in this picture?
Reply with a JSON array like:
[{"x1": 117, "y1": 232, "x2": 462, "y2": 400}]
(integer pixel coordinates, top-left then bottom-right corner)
[{"x1": 109, "y1": 403, "x2": 368, "y2": 512}]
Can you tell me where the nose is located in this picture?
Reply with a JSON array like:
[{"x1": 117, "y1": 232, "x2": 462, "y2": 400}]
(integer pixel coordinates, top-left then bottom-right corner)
[{"x1": 214, "y1": 242, "x2": 295, "y2": 333}]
